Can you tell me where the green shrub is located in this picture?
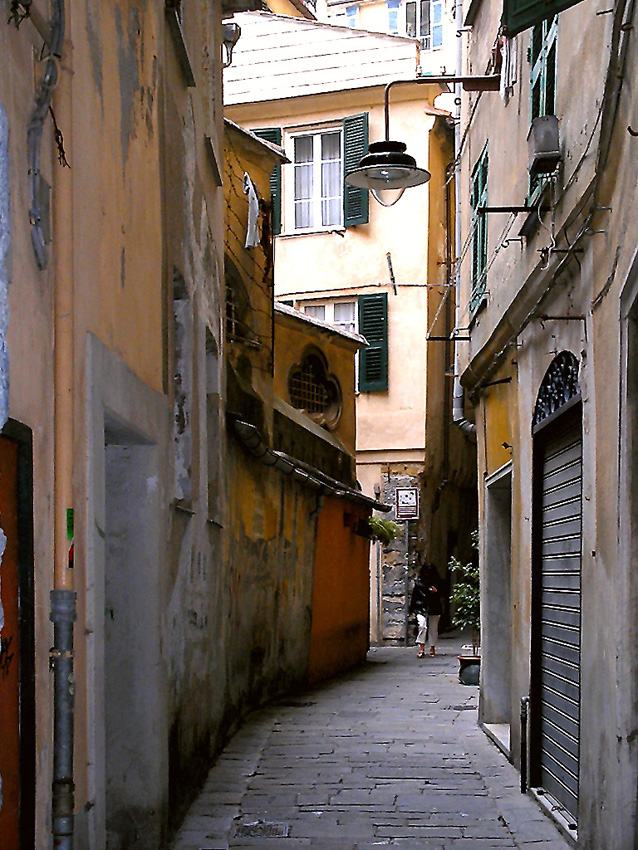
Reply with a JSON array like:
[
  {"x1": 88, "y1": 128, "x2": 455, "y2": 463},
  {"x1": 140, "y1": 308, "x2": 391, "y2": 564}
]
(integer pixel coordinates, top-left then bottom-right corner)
[{"x1": 449, "y1": 530, "x2": 480, "y2": 639}]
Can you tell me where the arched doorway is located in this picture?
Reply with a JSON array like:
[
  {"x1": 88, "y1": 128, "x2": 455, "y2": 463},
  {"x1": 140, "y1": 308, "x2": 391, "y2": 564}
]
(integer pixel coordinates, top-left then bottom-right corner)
[{"x1": 530, "y1": 351, "x2": 582, "y2": 826}]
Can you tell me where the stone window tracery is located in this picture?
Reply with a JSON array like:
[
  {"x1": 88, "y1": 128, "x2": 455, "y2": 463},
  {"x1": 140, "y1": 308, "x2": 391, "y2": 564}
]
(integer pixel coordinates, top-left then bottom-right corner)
[{"x1": 287, "y1": 348, "x2": 342, "y2": 430}]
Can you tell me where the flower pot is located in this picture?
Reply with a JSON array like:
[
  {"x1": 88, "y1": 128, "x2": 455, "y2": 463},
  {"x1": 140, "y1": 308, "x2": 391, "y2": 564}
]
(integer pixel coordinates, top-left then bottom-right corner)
[{"x1": 458, "y1": 652, "x2": 480, "y2": 686}]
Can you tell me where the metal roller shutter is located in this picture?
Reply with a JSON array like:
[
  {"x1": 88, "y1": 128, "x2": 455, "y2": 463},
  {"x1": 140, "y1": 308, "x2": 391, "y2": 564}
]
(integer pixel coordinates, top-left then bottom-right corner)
[{"x1": 537, "y1": 417, "x2": 582, "y2": 820}]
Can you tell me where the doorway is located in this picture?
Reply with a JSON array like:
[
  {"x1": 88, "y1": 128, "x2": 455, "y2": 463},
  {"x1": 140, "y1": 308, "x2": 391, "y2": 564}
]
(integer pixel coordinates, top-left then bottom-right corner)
[
  {"x1": 530, "y1": 352, "x2": 582, "y2": 826},
  {"x1": 103, "y1": 418, "x2": 164, "y2": 850},
  {"x1": 0, "y1": 423, "x2": 35, "y2": 850},
  {"x1": 481, "y1": 463, "x2": 512, "y2": 751}
]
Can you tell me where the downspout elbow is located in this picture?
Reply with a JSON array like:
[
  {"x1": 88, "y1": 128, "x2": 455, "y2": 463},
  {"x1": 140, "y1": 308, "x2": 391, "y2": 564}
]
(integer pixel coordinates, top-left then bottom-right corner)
[
  {"x1": 453, "y1": 377, "x2": 476, "y2": 438},
  {"x1": 452, "y1": 0, "x2": 476, "y2": 442}
]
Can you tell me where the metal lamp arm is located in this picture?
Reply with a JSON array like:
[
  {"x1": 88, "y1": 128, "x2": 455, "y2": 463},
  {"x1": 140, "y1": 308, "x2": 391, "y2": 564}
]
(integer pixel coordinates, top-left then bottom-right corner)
[{"x1": 383, "y1": 75, "x2": 501, "y2": 140}]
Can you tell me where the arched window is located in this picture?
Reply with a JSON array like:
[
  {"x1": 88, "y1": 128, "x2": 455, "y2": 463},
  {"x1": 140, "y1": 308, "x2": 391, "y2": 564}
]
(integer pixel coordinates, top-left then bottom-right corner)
[
  {"x1": 287, "y1": 348, "x2": 342, "y2": 430},
  {"x1": 532, "y1": 350, "x2": 581, "y2": 431}
]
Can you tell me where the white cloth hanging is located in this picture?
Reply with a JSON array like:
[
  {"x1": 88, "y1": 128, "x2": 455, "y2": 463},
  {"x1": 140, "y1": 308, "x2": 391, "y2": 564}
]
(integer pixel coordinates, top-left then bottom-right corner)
[
  {"x1": 243, "y1": 172, "x2": 260, "y2": 249},
  {"x1": 500, "y1": 35, "x2": 518, "y2": 105}
]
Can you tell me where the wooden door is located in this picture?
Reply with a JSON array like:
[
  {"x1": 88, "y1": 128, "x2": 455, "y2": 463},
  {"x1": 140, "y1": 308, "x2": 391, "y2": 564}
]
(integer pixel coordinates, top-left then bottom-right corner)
[{"x1": 0, "y1": 435, "x2": 20, "y2": 848}]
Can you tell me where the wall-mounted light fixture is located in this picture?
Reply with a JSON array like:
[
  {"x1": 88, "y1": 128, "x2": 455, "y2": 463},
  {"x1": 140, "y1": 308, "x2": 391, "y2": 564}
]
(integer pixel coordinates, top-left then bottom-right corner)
[
  {"x1": 345, "y1": 75, "x2": 500, "y2": 207},
  {"x1": 222, "y1": 21, "x2": 241, "y2": 68}
]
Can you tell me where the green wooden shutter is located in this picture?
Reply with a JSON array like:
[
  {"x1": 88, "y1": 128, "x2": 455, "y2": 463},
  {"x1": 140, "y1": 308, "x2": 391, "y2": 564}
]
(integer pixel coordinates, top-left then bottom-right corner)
[
  {"x1": 358, "y1": 293, "x2": 388, "y2": 392},
  {"x1": 470, "y1": 145, "x2": 488, "y2": 315},
  {"x1": 343, "y1": 113, "x2": 369, "y2": 227},
  {"x1": 503, "y1": 0, "x2": 582, "y2": 36},
  {"x1": 253, "y1": 127, "x2": 282, "y2": 235}
]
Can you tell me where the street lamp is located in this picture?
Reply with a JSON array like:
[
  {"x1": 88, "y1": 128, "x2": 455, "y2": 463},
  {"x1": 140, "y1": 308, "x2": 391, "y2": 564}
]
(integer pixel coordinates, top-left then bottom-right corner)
[
  {"x1": 345, "y1": 75, "x2": 500, "y2": 207},
  {"x1": 345, "y1": 140, "x2": 430, "y2": 207}
]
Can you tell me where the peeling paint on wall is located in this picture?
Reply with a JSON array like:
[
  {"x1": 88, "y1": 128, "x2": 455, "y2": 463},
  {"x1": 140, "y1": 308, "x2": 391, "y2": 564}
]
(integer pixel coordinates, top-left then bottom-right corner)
[
  {"x1": 86, "y1": 3, "x2": 104, "y2": 101},
  {"x1": 114, "y1": 5, "x2": 142, "y2": 162}
]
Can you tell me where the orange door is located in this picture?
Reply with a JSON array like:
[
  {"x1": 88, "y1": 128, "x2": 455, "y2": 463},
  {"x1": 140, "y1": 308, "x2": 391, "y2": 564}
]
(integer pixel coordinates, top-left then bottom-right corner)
[{"x1": 0, "y1": 435, "x2": 20, "y2": 849}]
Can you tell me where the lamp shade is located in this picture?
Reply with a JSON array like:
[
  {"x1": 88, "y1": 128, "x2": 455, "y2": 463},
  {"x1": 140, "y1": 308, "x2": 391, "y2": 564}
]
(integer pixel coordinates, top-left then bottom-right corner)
[{"x1": 345, "y1": 141, "x2": 430, "y2": 206}]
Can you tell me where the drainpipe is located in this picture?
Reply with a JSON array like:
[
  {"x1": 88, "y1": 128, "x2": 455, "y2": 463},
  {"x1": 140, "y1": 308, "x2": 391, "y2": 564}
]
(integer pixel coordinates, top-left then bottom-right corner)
[
  {"x1": 520, "y1": 695, "x2": 530, "y2": 793},
  {"x1": 452, "y1": 0, "x2": 476, "y2": 439},
  {"x1": 45, "y1": 3, "x2": 77, "y2": 848}
]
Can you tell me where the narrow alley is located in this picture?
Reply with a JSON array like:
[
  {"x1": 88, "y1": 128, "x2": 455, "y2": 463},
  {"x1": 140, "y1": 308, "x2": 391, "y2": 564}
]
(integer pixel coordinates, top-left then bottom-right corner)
[{"x1": 170, "y1": 634, "x2": 572, "y2": 850}]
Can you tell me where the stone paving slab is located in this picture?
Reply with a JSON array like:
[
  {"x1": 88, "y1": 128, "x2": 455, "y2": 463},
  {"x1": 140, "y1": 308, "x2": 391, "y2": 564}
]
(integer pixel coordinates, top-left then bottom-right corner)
[{"x1": 170, "y1": 638, "x2": 575, "y2": 850}]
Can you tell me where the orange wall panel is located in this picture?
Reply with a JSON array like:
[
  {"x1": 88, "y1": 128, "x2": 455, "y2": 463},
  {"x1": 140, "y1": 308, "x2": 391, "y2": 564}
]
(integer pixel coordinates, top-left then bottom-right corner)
[{"x1": 309, "y1": 498, "x2": 370, "y2": 684}]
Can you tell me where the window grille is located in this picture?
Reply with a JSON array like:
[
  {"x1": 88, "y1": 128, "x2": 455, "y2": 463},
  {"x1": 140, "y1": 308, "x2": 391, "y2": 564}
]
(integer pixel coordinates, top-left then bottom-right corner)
[
  {"x1": 288, "y1": 349, "x2": 342, "y2": 429},
  {"x1": 289, "y1": 356, "x2": 331, "y2": 414}
]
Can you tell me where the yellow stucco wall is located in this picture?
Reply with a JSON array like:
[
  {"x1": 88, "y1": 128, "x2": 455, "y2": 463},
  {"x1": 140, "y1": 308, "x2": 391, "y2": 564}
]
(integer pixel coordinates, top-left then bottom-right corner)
[
  {"x1": 266, "y1": 0, "x2": 313, "y2": 15},
  {"x1": 225, "y1": 122, "x2": 285, "y2": 423},
  {"x1": 72, "y1": 6, "x2": 164, "y2": 393}
]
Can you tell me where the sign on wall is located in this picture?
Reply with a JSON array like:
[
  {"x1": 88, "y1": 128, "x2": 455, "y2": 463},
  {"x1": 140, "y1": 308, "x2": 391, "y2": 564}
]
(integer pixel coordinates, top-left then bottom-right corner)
[{"x1": 395, "y1": 487, "x2": 419, "y2": 520}]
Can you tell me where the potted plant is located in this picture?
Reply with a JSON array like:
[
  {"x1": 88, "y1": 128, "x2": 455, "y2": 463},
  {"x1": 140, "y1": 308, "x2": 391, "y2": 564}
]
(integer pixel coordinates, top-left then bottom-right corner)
[
  {"x1": 449, "y1": 530, "x2": 480, "y2": 684},
  {"x1": 366, "y1": 515, "x2": 401, "y2": 547}
]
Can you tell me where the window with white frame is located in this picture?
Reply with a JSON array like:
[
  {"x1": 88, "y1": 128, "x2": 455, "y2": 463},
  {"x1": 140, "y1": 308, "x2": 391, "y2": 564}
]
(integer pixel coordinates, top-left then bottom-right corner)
[
  {"x1": 290, "y1": 129, "x2": 343, "y2": 232},
  {"x1": 264, "y1": 115, "x2": 368, "y2": 235},
  {"x1": 301, "y1": 301, "x2": 357, "y2": 335},
  {"x1": 387, "y1": 0, "x2": 401, "y2": 34},
  {"x1": 299, "y1": 296, "x2": 388, "y2": 392},
  {"x1": 404, "y1": 0, "x2": 442, "y2": 50}
]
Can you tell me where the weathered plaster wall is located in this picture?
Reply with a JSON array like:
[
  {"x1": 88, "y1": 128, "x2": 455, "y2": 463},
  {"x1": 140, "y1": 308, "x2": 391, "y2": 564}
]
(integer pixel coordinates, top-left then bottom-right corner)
[{"x1": 224, "y1": 441, "x2": 317, "y2": 704}]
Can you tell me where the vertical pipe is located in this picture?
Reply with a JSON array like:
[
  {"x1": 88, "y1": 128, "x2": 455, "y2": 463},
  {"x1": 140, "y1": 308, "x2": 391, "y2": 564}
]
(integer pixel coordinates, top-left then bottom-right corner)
[
  {"x1": 376, "y1": 540, "x2": 382, "y2": 644},
  {"x1": 50, "y1": 589, "x2": 77, "y2": 848},
  {"x1": 52, "y1": 1, "x2": 73, "y2": 594},
  {"x1": 403, "y1": 522, "x2": 409, "y2": 645},
  {"x1": 451, "y1": 2, "x2": 476, "y2": 438},
  {"x1": 520, "y1": 695, "x2": 530, "y2": 793},
  {"x1": 49, "y1": 3, "x2": 75, "y2": 847}
]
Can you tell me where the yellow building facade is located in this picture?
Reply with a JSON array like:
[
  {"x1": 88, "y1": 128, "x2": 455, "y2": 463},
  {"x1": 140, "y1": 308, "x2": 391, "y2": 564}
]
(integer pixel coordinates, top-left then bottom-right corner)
[{"x1": 225, "y1": 11, "x2": 477, "y2": 645}]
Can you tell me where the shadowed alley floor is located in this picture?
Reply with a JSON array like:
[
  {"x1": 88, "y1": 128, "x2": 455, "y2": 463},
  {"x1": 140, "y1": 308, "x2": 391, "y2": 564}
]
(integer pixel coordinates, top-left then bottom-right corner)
[{"x1": 170, "y1": 635, "x2": 574, "y2": 849}]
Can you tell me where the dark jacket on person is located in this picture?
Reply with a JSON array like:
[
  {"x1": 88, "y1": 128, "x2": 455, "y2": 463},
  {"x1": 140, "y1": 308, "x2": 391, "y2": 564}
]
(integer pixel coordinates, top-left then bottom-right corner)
[
  {"x1": 410, "y1": 571, "x2": 443, "y2": 617},
  {"x1": 409, "y1": 579, "x2": 430, "y2": 616}
]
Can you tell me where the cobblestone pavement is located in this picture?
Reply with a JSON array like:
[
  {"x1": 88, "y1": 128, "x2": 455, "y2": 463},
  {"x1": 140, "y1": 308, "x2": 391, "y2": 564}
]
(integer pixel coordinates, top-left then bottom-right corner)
[{"x1": 170, "y1": 636, "x2": 574, "y2": 850}]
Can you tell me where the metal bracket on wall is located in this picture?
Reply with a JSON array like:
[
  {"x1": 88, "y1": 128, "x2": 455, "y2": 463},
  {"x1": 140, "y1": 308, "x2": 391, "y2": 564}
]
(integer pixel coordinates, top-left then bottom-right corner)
[
  {"x1": 477, "y1": 205, "x2": 551, "y2": 216},
  {"x1": 427, "y1": 335, "x2": 471, "y2": 341}
]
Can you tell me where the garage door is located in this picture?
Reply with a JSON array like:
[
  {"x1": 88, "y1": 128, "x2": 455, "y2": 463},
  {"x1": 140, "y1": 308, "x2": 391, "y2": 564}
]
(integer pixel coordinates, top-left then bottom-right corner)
[{"x1": 536, "y1": 415, "x2": 582, "y2": 821}]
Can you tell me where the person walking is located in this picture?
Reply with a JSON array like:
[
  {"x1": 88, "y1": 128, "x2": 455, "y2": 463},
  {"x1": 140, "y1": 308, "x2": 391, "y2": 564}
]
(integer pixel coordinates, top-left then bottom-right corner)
[{"x1": 409, "y1": 562, "x2": 443, "y2": 657}]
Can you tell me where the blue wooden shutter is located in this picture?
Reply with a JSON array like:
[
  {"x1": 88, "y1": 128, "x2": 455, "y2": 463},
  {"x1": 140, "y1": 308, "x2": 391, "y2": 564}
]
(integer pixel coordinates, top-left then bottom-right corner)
[
  {"x1": 358, "y1": 293, "x2": 388, "y2": 392},
  {"x1": 253, "y1": 128, "x2": 282, "y2": 235},
  {"x1": 343, "y1": 113, "x2": 369, "y2": 227},
  {"x1": 503, "y1": 0, "x2": 582, "y2": 36}
]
